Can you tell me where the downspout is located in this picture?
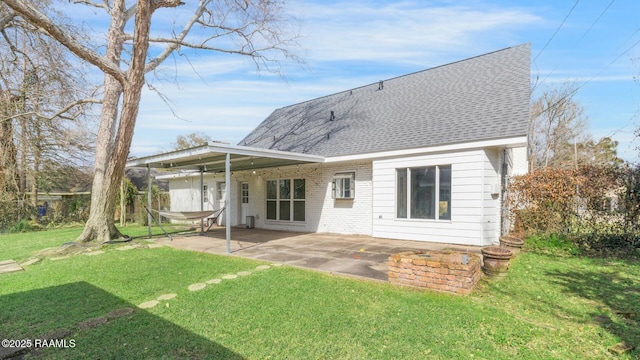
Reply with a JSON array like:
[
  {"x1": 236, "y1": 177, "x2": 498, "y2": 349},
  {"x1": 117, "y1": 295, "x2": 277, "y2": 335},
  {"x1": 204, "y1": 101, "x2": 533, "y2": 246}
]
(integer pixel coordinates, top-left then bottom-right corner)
[
  {"x1": 147, "y1": 164, "x2": 152, "y2": 238},
  {"x1": 480, "y1": 153, "x2": 485, "y2": 246},
  {"x1": 225, "y1": 152, "x2": 231, "y2": 254},
  {"x1": 501, "y1": 148, "x2": 508, "y2": 237},
  {"x1": 200, "y1": 168, "x2": 204, "y2": 233}
]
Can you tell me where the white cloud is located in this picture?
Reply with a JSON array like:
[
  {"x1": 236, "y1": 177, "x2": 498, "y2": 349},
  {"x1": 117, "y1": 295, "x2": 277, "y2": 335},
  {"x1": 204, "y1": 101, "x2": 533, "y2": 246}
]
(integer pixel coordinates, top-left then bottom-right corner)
[
  {"x1": 294, "y1": 1, "x2": 540, "y2": 65},
  {"x1": 129, "y1": 1, "x2": 544, "y2": 156},
  {"x1": 70, "y1": 0, "x2": 633, "y2": 164}
]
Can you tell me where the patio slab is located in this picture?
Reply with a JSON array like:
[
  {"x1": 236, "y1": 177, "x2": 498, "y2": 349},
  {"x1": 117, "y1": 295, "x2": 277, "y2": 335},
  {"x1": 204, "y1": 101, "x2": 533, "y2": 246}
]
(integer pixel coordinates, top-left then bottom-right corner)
[
  {"x1": 157, "y1": 227, "x2": 483, "y2": 282},
  {"x1": 0, "y1": 260, "x2": 23, "y2": 274}
]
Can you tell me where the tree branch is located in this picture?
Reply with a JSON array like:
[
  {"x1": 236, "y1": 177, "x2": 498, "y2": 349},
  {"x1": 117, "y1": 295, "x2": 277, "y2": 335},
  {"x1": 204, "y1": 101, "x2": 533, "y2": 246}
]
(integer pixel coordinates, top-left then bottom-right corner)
[
  {"x1": 144, "y1": 0, "x2": 200, "y2": 73},
  {"x1": 0, "y1": 12, "x2": 16, "y2": 30},
  {"x1": 150, "y1": 0, "x2": 184, "y2": 11},
  {"x1": 2, "y1": 0, "x2": 127, "y2": 85},
  {"x1": 0, "y1": 98, "x2": 101, "y2": 123},
  {"x1": 71, "y1": 0, "x2": 108, "y2": 11}
]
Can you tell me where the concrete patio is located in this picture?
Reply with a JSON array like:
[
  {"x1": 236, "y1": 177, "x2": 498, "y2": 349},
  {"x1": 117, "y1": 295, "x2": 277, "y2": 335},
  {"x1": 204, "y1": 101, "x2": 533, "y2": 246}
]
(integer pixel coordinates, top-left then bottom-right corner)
[{"x1": 154, "y1": 227, "x2": 483, "y2": 282}]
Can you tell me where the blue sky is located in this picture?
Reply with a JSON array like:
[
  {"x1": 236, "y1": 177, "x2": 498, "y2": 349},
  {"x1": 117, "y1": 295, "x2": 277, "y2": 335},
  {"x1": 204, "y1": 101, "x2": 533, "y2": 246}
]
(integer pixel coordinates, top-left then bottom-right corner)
[{"x1": 126, "y1": 0, "x2": 640, "y2": 161}]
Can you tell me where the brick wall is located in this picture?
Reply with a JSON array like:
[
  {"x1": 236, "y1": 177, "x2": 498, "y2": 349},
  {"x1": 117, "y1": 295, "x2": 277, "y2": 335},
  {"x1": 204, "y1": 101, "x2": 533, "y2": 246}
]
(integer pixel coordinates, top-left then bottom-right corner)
[
  {"x1": 388, "y1": 250, "x2": 482, "y2": 295},
  {"x1": 316, "y1": 161, "x2": 372, "y2": 235},
  {"x1": 230, "y1": 161, "x2": 373, "y2": 235}
]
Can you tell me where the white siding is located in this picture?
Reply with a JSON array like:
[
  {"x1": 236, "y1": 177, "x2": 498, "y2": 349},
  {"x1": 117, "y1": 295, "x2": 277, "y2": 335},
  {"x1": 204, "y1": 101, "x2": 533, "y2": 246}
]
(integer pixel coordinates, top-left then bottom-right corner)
[
  {"x1": 372, "y1": 149, "x2": 492, "y2": 246},
  {"x1": 500, "y1": 146, "x2": 529, "y2": 235},
  {"x1": 511, "y1": 146, "x2": 528, "y2": 176},
  {"x1": 168, "y1": 174, "x2": 228, "y2": 225},
  {"x1": 165, "y1": 145, "x2": 524, "y2": 245},
  {"x1": 483, "y1": 149, "x2": 501, "y2": 245}
]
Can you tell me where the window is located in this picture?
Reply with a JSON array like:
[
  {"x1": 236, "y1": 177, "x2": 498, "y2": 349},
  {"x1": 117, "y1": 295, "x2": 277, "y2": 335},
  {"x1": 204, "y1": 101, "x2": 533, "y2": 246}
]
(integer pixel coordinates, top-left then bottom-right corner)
[
  {"x1": 266, "y1": 178, "x2": 305, "y2": 221},
  {"x1": 396, "y1": 169, "x2": 407, "y2": 218},
  {"x1": 396, "y1": 165, "x2": 451, "y2": 220},
  {"x1": 332, "y1": 172, "x2": 355, "y2": 199},
  {"x1": 293, "y1": 179, "x2": 305, "y2": 221},
  {"x1": 217, "y1": 182, "x2": 226, "y2": 201},
  {"x1": 279, "y1": 179, "x2": 290, "y2": 220},
  {"x1": 266, "y1": 180, "x2": 277, "y2": 220},
  {"x1": 202, "y1": 184, "x2": 208, "y2": 203},
  {"x1": 241, "y1": 183, "x2": 249, "y2": 204}
]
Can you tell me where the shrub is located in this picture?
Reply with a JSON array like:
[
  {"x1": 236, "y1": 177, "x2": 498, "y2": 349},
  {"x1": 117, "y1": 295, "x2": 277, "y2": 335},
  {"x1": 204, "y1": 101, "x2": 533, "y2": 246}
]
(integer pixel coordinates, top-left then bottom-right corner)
[
  {"x1": 508, "y1": 164, "x2": 640, "y2": 255},
  {"x1": 7, "y1": 219, "x2": 33, "y2": 233},
  {"x1": 508, "y1": 167, "x2": 587, "y2": 236},
  {"x1": 525, "y1": 234, "x2": 580, "y2": 256},
  {"x1": 0, "y1": 200, "x2": 36, "y2": 232}
]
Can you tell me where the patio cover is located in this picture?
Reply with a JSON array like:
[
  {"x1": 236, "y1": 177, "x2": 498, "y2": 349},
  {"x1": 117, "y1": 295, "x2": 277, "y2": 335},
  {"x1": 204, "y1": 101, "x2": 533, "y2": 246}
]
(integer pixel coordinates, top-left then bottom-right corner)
[{"x1": 125, "y1": 143, "x2": 325, "y2": 254}]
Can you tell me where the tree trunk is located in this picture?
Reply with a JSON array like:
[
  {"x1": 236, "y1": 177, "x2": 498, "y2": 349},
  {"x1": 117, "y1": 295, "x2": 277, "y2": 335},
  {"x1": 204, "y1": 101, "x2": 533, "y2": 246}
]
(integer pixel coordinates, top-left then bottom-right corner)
[
  {"x1": 75, "y1": 71, "x2": 124, "y2": 242},
  {"x1": 76, "y1": 0, "x2": 152, "y2": 243},
  {"x1": 18, "y1": 115, "x2": 27, "y2": 194},
  {"x1": 120, "y1": 178, "x2": 126, "y2": 226},
  {"x1": 2, "y1": 0, "x2": 294, "y2": 242},
  {"x1": 75, "y1": 0, "x2": 127, "y2": 243},
  {"x1": 0, "y1": 116, "x2": 20, "y2": 198},
  {"x1": 30, "y1": 100, "x2": 42, "y2": 207}
]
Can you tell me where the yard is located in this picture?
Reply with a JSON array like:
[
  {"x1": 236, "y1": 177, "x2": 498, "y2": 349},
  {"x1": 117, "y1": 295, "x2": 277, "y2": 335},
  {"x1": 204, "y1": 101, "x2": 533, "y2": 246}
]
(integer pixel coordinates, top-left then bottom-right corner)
[{"x1": 1, "y1": 227, "x2": 639, "y2": 359}]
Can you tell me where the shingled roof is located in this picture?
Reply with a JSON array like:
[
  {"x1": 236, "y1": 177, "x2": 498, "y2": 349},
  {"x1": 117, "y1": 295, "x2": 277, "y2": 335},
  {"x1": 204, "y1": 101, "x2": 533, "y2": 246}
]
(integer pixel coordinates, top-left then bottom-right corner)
[{"x1": 239, "y1": 44, "x2": 530, "y2": 157}]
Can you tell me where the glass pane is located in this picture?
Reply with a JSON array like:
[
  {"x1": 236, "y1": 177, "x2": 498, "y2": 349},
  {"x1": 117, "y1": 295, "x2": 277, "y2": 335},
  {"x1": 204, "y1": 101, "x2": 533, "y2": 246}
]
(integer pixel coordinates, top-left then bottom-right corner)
[
  {"x1": 439, "y1": 166, "x2": 452, "y2": 220},
  {"x1": 280, "y1": 179, "x2": 291, "y2": 199},
  {"x1": 294, "y1": 179, "x2": 305, "y2": 199},
  {"x1": 266, "y1": 201, "x2": 277, "y2": 220},
  {"x1": 333, "y1": 178, "x2": 342, "y2": 198},
  {"x1": 396, "y1": 169, "x2": 407, "y2": 218},
  {"x1": 279, "y1": 200, "x2": 291, "y2": 220},
  {"x1": 217, "y1": 182, "x2": 226, "y2": 200},
  {"x1": 411, "y1": 167, "x2": 435, "y2": 219},
  {"x1": 266, "y1": 180, "x2": 277, "y2": 199},
  {"x1": 241, "y1": 183, "x2": 249, "y2": 203},
  {"x1": 343, "y1": 178, "x2": 351, "y2": 198},
  {"x1": 293, "y1": 201, "x2": 305, "y2": 221}
]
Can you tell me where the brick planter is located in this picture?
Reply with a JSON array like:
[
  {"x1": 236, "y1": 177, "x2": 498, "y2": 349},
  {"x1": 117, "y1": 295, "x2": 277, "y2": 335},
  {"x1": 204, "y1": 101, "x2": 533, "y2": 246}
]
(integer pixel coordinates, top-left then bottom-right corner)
[{"x1": 388, "y1": 250, "x2": 481, "y2": 295}]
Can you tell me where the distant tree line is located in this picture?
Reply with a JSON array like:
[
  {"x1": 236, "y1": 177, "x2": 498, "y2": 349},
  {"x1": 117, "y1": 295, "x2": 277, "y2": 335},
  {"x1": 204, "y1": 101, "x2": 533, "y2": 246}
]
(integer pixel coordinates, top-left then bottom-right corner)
[{"x1": 508, "y1": 82, "x2": 639, "y2": 257}]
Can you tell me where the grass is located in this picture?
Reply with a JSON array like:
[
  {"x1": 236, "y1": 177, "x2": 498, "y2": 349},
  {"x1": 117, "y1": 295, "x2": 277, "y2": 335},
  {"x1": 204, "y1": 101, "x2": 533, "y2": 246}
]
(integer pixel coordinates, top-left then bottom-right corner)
[
  {"x1": 0, "y1": 224, "x2": 190, "y2": 261},
  {"x1": 1, "y1": 228, "x2": 639, "y2": 359}
]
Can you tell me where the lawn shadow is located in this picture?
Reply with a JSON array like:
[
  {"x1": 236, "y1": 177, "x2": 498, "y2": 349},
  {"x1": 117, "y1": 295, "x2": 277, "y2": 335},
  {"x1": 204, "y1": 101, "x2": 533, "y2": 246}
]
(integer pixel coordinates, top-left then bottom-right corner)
[
  {"x1": 0, "y1": 281, "x2": 244, "y2": 359},
  {"x1": 544, "y1": 263, "x2": 640, "y2": 352}
]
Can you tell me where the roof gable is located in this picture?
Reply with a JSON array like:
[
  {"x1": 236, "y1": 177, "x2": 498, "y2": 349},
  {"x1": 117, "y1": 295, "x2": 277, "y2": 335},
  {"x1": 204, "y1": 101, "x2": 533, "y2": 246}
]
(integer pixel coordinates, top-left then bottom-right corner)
[{"x1": 239, "y1": 44, "x2": 530, "y2": 157}]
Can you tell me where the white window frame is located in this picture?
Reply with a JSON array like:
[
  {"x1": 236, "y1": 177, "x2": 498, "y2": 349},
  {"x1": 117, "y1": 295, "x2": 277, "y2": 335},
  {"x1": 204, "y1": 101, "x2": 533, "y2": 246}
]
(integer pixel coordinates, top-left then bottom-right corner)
[
  {"x1": 216, "y1": 182, "x2": 226, "y2": 201},
  {"x1": 332, "y1": 172, "x2": 355, "y2": 199},
  {"x1": 396, "y1": 165, "x2": 451, "y2": 221},
  {"x1": 266, "y1": 178, "x2": 305, "y2": 222},
  {"x1": 202, "y1": 184, "x2": 208, "y2": 203},
  {"x1": 241, "y1": 182, "x2": 249, "y2": 204}
]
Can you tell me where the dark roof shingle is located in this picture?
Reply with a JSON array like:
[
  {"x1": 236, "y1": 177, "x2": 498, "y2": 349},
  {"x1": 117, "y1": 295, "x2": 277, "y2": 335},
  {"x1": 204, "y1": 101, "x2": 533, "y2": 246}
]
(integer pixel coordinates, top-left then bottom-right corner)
[{"x1": 239, "y1": 44, "x2": 530, "y2": 157}]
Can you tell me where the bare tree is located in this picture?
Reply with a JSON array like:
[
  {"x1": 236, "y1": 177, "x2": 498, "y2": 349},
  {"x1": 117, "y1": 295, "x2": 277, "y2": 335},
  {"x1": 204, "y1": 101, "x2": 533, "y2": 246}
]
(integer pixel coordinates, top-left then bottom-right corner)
[
  {"x1": 2, "y1": 0, "x2": 299, "y2": 243},
  {"x1": 529, "y1": 83, "x2": 590, "y2": 169},
  {"x1": 0, "y1": 1, "x2": 96, "y2": 205},
  {"x1": 0, "y1": 89, "x2": 20, "y2": 199}
]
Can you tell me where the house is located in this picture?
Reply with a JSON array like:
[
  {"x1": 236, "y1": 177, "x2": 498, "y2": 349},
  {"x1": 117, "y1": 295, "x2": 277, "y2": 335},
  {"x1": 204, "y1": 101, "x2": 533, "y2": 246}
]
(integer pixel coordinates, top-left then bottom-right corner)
[{"x1": 127, "y1": 44, "x2": 530, "y2": 247}]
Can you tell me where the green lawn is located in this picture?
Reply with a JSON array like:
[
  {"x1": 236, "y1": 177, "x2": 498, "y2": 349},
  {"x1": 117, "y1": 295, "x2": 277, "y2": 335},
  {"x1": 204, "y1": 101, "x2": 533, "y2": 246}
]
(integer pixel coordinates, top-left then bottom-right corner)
[
  {"x1": 1, "y1": 228, "x2": 638, "y2": 359},
  {"x1": 0, "y1": 224, "x2": 189, "y2": 261}
]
